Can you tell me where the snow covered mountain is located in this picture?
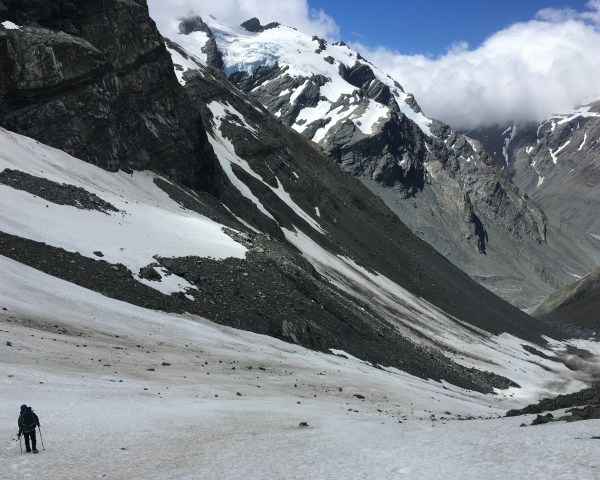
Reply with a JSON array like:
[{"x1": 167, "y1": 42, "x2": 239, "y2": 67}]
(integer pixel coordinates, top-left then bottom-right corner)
[
  {"x1": 2, "y1": 3, "x2": 600, "y2": 477},
  {"x1": 466, "y1": 101, "x2": 600, "y2": 239},
  {"x1": 161, "y1": 15, "x2": 600, "y2": 309}
]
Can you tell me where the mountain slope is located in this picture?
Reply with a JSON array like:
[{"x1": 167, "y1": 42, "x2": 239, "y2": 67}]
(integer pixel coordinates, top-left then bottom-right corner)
[
  {"x1": 466, "y1": 101, "x2": 600, "y2": 239},
  {"x1": 3, "y1": 254, "x2": 599, "y2": 479},
  {"x1": 529, "y1": 266, "x2": 600, "y2": 331},
  {"x1": 163, "y1": 15, "x2": 600, "y2": 309}
]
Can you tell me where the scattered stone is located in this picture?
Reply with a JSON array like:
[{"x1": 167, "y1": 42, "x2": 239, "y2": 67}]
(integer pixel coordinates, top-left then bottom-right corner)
[
  {"x1": 147, "y1": 368, "x2": 155, "y2": 371},
  {"x1": 299, "y1": 422, "x2": 309, "y2": 427}
]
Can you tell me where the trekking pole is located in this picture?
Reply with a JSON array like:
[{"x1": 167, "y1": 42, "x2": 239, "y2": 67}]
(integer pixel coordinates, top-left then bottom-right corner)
[
  {"x1": 38, "y1": 426, "x2": 45, "y2": 450},
  {"x1": 19, "y1": 435, "x2": 22, "y2": 453}
]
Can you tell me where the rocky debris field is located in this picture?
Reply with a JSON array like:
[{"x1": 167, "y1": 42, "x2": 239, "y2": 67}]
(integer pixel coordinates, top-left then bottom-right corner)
[
  {"x1": 0, "y1": 225, "x2": 519, "y2": 394},
  {"x1": 0, "y1": 168, "x2": 118, "y2": 213},
  {"x1": 506, "y1": 385, "x2": 600, "y2": 420}
]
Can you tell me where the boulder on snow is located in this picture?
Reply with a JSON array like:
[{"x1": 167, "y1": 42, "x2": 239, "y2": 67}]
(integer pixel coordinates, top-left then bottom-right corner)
[
  {"x1": 139, "y1": 265, "x2": 162, "y2": 281},
  {"x1": 531, "y1": 413, "x2": 553, "y2": 425}
]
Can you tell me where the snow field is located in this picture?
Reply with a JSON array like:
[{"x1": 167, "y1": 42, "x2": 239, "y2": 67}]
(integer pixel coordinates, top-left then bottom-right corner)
[{"x1": 2, "y1": 257, "x2": 600, "y2": 479}]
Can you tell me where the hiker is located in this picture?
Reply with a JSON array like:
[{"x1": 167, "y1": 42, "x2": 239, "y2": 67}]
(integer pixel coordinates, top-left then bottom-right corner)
[{"x1": 17, "y1": 404, "x2": 40, "y2": 453}]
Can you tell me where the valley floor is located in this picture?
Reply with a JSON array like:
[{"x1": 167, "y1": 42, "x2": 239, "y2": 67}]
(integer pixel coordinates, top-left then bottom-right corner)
[{"x1": 2, "y1": 256, "x2": 600, "y2": 480}]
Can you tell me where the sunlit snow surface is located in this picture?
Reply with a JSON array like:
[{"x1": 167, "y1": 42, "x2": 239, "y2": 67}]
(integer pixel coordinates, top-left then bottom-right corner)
[
  {"x1": 1, "y1": 20, "x2": 20, "y2": 30},
  {"x1": 205, "y1": 101, "x2": 325, "y2": 234},
  {"x1": 0, "y1": 127, "x2": 247, "y2": 294},
  {"x1": 161, "y1": 17, "x2": 433, "y2": 139}
]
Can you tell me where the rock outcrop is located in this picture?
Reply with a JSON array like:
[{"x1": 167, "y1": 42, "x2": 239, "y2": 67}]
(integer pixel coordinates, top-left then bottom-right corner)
[{"x1": 0, "y1": 1, "x2": 221, "y2": 192}]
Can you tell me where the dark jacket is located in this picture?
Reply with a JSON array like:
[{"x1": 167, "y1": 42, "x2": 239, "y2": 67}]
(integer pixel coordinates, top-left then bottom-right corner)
[{"x1": 18, "y1": 407, "x2": 39, "y2": 435}]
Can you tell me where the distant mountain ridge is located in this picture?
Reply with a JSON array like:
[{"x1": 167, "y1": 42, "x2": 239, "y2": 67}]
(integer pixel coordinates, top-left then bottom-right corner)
[
  {"x1": 164, "y1": 15, "x2": 600, "y2": 309},
  {"x1": 465, "y1": 101, "x2": 600, "y2": 239}
]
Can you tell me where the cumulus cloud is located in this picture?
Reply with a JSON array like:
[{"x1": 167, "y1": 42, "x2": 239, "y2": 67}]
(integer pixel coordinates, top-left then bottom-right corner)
[
  {"x1": 147, "y1": 0, "x2": 338, "y2": 41},
  {"x1": 352, "y1": 1, "x2": 600, "y2": 129}
]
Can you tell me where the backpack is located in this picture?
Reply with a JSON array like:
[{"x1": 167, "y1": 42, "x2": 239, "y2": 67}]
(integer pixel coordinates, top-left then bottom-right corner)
[{"x1": 21, "y1": 408, "x2": 37, "y2": 432}]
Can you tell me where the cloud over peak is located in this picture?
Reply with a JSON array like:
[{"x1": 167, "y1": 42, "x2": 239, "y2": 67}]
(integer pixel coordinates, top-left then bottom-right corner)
[
  {"x1": 147, "y1": 0, "x2": 339, "y2": 42},
  {"x1": 353, "y1": 2, "x2": 600, "y2": 129},
  {"x1": 147, "y1": 0, "x2": 600, "y2": 130}
]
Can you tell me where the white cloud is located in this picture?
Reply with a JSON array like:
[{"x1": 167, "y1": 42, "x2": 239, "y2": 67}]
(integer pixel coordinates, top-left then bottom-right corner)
[
  {"x1": 147, "y1": 0, "x2": 338, "y2": 41},
  {"x1": 352, "y1": 1, "x2": 600, "y2": 129}
]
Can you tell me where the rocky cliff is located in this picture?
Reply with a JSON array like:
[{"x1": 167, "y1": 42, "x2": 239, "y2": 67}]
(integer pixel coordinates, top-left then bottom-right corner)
[
  {"x1": 0, "y1": 0, "x2": 221, "y2": 191},
  {"x1": 466, "y1": 102, "x2": 600, "y2": 239}
]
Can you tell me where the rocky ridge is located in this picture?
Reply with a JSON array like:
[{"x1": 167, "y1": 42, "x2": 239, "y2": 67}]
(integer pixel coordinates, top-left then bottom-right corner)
[{"x1": 528, "y1": 266, "x2": 600, "y2": 331}]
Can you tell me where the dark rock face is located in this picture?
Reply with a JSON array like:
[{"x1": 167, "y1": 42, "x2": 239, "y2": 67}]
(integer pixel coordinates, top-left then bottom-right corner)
[
  {"x1": 240, "y1": 17, "x2": 280, "y2": 33},
  {"x1": 311, "y1": 35, "x2": 326, "y2": 53},
  {"x1": 338, "y1": 62, "x2": 376, "y2": 89},
  {"x1": 240, "y1": 17, "x2": 262, "y2": 32},
  {"x1": 0, "y1": 1, "x2": 222, "y2": 192},
  {"x1": 178, "y1": 15, "x2": 223, "y2": 70},
  {"x1": 466, "y1": 103, "x2": 600, "y2": 239}
]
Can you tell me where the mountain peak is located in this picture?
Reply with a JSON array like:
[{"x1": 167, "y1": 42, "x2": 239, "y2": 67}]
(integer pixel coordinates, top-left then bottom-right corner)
[{"x1": 179, "y1": 15, "x2": 211, "y2": 35}]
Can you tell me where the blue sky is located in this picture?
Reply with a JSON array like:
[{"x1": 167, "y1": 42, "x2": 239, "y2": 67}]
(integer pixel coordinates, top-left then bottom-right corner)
[
  {"x1": 313, "y1": 0, "x2": 591, "y2": 56},
  {"x1": 149, "y1": 0, "x2": 600, "y2": 127}
]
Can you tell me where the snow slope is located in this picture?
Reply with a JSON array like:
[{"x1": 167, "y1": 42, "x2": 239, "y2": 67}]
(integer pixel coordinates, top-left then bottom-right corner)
[
  {"x1": 3, "y1": 254, "x2": 600, "y2": 479},
  {"x1": 0, "y1": 102, "x2": 593, "y2": 393},
  {"x1": 0, "y1": 127, "x2": 246, "y2": 295}
]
